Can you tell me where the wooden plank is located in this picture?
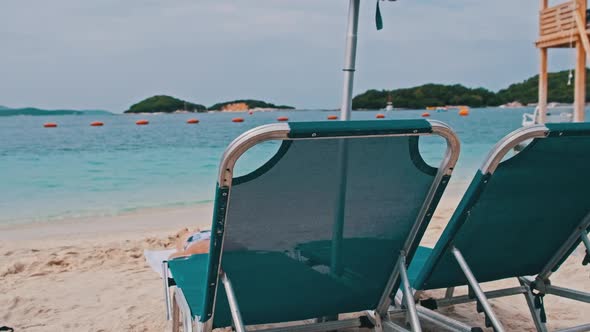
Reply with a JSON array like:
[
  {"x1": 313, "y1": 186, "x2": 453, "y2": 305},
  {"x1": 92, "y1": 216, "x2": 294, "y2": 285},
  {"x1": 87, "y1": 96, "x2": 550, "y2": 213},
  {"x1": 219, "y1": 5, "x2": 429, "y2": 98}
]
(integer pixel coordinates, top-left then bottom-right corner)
[
  {"x1": 540, "y1": 21, "x2": 558, "y2": 29},
  {"x1": 541, "y1": 26, "x2": 561, "y2": 33}
]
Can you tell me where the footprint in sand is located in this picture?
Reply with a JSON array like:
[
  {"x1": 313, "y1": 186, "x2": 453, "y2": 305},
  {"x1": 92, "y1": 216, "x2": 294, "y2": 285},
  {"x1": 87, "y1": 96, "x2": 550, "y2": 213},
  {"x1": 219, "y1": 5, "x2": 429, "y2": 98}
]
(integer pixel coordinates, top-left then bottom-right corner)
[
  {"x1": 1, "y1": 262, "x2": 26, "y2": 277},
  {"x1": 46, "y1": 259, "x2": 69, "y2": 267},
  {"x1": 8, "y1": 296, "x2": 21, "y2": 309}
]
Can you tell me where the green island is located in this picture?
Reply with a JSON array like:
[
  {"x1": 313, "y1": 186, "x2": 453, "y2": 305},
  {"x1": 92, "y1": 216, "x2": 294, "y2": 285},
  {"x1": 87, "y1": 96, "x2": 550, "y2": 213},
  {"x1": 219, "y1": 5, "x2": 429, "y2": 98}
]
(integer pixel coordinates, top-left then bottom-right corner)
[
  {"x1": 353, "y1": 69, "x2": 590, "y2": 109},
  {"x1": 124, "y1": 96, "x2": 294, "y2": 113},
  {"x1": 124, "y1": 95, "x2": 206, "y2": 113}
]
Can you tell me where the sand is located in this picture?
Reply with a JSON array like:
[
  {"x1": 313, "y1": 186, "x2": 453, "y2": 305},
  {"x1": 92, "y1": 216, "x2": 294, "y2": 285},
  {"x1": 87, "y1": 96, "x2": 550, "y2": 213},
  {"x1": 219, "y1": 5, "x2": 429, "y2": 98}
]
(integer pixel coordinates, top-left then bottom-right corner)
[{"x1": 1, "y1": 199, "x2": 588, "y2": 331}]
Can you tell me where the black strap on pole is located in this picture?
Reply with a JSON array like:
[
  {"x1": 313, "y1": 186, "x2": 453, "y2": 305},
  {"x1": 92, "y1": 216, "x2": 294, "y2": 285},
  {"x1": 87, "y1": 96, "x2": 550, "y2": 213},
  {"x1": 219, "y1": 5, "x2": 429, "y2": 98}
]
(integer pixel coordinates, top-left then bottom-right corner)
[{"x1": 375, "y1": 0, "x2": 383, "y2": 30}]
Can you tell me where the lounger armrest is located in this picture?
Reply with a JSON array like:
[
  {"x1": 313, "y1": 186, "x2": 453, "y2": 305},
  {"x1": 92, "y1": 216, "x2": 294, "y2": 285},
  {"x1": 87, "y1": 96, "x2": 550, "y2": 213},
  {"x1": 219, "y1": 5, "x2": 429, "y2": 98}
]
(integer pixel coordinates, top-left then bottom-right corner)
[{"x1": 168, "y1": 253, "x2": 211, "y2": 321}]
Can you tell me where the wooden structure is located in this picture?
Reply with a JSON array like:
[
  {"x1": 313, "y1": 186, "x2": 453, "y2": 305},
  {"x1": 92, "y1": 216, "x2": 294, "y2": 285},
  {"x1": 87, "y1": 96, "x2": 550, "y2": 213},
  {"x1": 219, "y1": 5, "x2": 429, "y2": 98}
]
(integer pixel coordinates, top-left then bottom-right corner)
[{"x1": 536, "y1": 0, "x2": 588, "y2": 122}]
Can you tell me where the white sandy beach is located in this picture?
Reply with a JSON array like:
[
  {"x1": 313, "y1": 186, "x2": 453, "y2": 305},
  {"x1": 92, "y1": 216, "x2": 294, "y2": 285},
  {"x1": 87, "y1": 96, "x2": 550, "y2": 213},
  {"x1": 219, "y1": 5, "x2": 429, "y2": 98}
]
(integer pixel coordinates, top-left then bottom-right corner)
[{"x1": 1, "y1": 197, "x2": 588, "y2": 331}]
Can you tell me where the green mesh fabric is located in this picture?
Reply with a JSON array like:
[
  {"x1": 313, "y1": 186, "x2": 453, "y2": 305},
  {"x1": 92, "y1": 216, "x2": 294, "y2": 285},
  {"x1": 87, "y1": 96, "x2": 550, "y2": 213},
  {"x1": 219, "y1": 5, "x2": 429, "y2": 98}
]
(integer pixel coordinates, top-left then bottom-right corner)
[
  {"x1": 413, "y1": 124, "x2": 590, "y2": 290},
  {"x1": 169, "y1": 120, "x2": 454, "y2": 328}
]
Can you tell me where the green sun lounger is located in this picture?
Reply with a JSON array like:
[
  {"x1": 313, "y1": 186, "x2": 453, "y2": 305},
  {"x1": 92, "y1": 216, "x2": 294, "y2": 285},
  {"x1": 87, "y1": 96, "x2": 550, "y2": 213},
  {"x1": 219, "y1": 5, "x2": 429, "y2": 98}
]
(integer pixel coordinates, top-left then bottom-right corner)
[
  {"x1": 163, "y1": 119, "x2": 460, "y2": 332},
  {"x1": 405, "y1": 123, "x2": 590, "y2": 332}
]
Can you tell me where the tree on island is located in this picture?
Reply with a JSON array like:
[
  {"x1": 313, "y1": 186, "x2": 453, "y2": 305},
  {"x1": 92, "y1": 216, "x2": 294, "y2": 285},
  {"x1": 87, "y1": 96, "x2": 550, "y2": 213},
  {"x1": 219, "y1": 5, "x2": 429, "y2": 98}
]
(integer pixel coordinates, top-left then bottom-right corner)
[
  {"x1": 208, "y1": 99, "x2": 294, "y2": 111},
  {"x1": 124, "y1": 95, "x2": 206, "y2": 113}
]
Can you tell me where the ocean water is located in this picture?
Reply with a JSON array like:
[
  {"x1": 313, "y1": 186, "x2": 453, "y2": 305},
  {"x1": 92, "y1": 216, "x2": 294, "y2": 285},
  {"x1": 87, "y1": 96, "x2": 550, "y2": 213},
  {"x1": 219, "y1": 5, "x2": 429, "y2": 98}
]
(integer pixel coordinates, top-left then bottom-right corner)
[{"x1": 0, "y1": 108, "x2": 574, "y2": 224}]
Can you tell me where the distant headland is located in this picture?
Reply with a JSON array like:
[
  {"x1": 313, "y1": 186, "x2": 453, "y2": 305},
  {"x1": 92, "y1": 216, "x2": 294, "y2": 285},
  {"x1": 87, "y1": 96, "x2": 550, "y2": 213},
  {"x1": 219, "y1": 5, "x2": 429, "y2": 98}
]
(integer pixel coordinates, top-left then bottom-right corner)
[
  {"x1": 353, "y1": 69, "x2": 590, "y2": 110},
  {"x1": 0, "y1": 106, "x2": 112, "y2": 117},
  {"x1": 124, "y1": 95, "x2": 294, "y2": 114}
]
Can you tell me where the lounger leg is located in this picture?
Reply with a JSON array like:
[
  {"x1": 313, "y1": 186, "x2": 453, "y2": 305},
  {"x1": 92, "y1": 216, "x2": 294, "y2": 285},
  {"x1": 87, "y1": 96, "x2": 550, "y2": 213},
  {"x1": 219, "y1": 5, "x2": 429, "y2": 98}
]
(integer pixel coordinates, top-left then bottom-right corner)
[
  {"x1": 451, "y1": 247, "x2": 505, "y2": 332},
  {"x1": 518, "y1": 278, "x2": 548, "y2": 332},
  {"x1": 398, "y1": 256, "x2": 422, "y2": 332},
  {"x1": 174, "y1": 288, "x2": 194, "y2": 332},
  {"x1": 444, "y1": 287, "x2": 455, "y2": 300},
  {"x1": 162, "y1": 261, "x2": 172, "y2": 320},
  {"x1": 221, "y1": 272, "x2": 246, "y2": 332},
  {"x1": 172, "y1": 290, "x2": 180, "y2": 332}
]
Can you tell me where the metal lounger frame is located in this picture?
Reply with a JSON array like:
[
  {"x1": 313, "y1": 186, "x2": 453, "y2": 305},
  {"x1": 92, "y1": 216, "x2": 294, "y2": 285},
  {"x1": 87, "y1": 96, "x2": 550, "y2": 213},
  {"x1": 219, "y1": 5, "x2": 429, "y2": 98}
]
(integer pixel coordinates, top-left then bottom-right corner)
[
  {"x1": 406, "y1": 124, "x2": 590, "y2": 332},
  {"x1": 164, "y1": 120, "x2": 461, "y2": 332}
]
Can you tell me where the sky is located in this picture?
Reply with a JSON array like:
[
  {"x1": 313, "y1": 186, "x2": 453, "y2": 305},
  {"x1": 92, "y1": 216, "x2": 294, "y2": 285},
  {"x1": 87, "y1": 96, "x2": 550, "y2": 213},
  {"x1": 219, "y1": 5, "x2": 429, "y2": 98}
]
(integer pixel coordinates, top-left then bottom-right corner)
[{"x1": 0, "y1": 0, "x2": 578, "y2": 112}]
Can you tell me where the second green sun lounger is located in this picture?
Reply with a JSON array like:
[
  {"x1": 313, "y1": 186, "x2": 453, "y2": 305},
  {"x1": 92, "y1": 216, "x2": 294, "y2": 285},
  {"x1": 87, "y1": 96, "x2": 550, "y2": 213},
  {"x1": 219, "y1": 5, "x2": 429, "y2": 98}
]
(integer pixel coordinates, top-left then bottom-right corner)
[
  {"x1": 163, "y1": 119, "x2": 461, "y2": 332},
  {"x1": 407, "y1": 123, "x2": 590, "y2": 332}
]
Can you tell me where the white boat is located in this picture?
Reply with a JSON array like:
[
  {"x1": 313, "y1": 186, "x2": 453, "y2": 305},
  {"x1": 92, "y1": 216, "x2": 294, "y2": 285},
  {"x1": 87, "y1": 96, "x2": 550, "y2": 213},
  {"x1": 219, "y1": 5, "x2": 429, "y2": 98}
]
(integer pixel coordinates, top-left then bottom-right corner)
[
  {"x1": 516, "y1": 105, "x2": 574, "y2": 153},
  {"x1": 521, "y1": 105, "x2": 574, "y2": 127},
  {"x1": 385, "y1": 94, "x2": 393, "y2": 111}
]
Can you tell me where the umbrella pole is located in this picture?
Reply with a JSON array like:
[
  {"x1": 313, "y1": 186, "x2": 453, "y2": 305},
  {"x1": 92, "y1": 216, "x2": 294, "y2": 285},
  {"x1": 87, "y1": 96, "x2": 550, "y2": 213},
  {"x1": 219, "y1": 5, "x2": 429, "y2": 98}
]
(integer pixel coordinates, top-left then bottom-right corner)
[
  {"x1": 340, "y1": 0, "x2": 360, "y2": 120},
  {"x1": 330, "y1": 0, "x2": 360, "y2": 277}
]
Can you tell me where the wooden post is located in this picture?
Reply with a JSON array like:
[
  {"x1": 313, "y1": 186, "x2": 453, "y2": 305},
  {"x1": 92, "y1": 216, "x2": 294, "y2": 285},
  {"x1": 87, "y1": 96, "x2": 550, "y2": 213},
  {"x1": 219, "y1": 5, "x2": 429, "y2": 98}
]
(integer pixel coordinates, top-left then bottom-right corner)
[
  {"x1": 537, "y1": 0, "x2": 548, "y2": 124},
  {"x1": 539, "y1": 48, "x2": 548, "y2": 124},
  {"x1": 574, "y1": 42, "x2": 586, "y2": 122},
  {"x1": 574, "y1": 0, "x2": 586, "y2": 122}
]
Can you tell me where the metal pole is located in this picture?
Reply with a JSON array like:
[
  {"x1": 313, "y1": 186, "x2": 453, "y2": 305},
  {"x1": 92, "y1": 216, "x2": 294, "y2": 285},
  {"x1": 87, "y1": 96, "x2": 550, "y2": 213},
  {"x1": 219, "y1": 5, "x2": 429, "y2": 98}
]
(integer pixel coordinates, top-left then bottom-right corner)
[
  {"x1": 340, "y1": 0, "x2": 360, "y2": 120},
  {"x1": 451, "y1": 247, "x2": 505, "y2": 332},
  {"x1": 398, "y1": 255, "x2": 422, "y2": 332},
  {"x1": 330, "y1": 0, "x2": 359, "y2": 276},
  {"x1": 221, "y1": 272, "x2": 246, "y2": 332}
]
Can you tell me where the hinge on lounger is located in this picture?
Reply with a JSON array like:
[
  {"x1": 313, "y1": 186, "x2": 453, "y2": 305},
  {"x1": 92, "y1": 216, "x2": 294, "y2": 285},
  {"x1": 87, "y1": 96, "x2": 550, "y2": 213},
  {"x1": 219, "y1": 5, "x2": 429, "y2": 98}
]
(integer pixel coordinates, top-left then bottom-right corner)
[
  {"x1": 530, "y1": 280, "x2": 548, "y2": 324},
  {"x1": 419, "y1": 298, "x2": 438, "y2": 310},
  {"x1": 583, "y1": 249, "x2": 589, "y2": 266}
]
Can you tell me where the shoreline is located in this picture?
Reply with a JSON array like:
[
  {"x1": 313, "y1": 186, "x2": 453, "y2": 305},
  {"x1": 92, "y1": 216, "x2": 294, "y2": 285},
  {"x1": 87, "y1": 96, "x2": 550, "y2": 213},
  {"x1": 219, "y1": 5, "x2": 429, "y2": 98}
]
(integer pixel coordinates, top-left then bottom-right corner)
[{"x1": 0, "y1": 203, "x2": 213, "y2": 244}]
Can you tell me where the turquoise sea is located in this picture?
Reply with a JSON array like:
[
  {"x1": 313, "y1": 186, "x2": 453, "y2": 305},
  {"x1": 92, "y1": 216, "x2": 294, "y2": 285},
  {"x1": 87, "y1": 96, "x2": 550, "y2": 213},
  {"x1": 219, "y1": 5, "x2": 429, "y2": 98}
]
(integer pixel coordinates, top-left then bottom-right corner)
[{"x1": 0, "y1": 108, "x2": 583, "y2": 224}]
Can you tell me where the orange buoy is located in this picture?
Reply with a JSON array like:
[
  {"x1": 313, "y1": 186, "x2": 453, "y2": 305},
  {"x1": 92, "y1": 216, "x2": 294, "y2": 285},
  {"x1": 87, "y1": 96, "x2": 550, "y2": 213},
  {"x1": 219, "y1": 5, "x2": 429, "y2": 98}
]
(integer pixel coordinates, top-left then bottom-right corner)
[
  {"x1": 421, "y1": 112, "x2": 430, "y2": 117},
  {"x1": 136, "y1": 120, "x2": 149, "y2": 125},
  {"x1": 90, "y1": 121, "x2": 104, "y2": 127},
  {"x1": 232, "y1": 117, "x2": 244, "y2": 123},
  {"x1": 186, "y1": 118, "x2": 200, "y2": 124},
  {"x1": 277, "y1": 116, "x2": 289, "y2": 122},
  {"x1": 459, "y1": 108, "x2": 470, "y2": 116},
  {"x1": 327, "y1": 115, "x2": 338, "y2": 120},
  {"x1": 376, "y1": 114, "x2": 385, "y2": 119},
  {"x1": 43, "y1": 122, "x2": 57, "y2": 128}
]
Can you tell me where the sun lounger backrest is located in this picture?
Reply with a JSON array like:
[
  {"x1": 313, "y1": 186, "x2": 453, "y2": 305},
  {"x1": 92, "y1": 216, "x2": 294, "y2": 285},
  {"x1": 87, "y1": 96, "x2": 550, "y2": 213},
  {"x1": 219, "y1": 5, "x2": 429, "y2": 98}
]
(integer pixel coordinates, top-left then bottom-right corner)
[
  {"x1": 414, "y1": 123, "x2": 590, "y2": 290},
  {"x1": 200, "y1": 120, "x2": 459, "y2": 326}
]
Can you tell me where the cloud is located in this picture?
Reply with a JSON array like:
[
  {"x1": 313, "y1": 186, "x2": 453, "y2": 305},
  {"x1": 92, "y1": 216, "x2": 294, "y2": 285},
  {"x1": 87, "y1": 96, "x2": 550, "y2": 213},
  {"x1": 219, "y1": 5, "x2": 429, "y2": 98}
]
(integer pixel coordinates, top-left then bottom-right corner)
[{"x1": 0, "y1": 0, "x2": 576, "y2": 111}]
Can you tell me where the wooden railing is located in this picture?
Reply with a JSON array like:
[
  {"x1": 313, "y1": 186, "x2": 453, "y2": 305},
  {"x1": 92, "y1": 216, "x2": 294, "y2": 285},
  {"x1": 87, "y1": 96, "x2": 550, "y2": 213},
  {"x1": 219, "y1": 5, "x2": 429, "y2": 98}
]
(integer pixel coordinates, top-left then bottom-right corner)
[{"x1": 539, "y1": 1, "x2": 577, "y2": 38}]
